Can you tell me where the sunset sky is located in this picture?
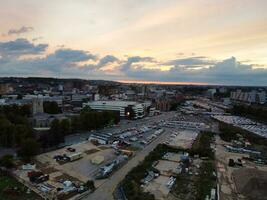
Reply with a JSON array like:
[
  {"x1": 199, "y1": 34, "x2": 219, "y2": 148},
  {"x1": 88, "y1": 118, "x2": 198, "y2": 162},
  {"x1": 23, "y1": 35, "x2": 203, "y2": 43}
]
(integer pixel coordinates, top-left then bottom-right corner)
[{"x1": 0, "y1": 0, "x2": 267, "y2": 85}]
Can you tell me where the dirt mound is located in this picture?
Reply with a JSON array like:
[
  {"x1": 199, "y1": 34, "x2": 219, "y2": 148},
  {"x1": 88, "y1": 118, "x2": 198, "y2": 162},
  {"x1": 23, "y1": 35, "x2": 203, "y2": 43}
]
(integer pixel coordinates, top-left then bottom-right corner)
[{"x1": 233, "y1": 168, "x2": 267, "y2": 200}]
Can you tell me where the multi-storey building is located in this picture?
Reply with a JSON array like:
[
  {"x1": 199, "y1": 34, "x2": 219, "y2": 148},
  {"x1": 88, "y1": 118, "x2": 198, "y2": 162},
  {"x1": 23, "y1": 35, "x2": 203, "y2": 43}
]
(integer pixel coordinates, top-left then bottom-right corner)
[{"x1": 83, "y1": 100, "x2": 151, "y2": 119}]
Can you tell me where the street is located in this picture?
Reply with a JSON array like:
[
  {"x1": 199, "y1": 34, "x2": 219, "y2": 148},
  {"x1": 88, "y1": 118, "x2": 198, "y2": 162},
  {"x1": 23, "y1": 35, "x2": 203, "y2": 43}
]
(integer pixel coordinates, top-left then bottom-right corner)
[{"x1": 84, "y1": 128, "x2": 173, "y2": 200}]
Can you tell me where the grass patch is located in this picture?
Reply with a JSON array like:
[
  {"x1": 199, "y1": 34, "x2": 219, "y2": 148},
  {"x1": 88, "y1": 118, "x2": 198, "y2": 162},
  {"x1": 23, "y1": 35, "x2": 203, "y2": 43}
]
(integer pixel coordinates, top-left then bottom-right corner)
[
  {"x1": 195, "y1": 161, "x2": 216, "y2": 199},
  {"x1": 0, "y1": 171, "x2": 41, "y2": 200},
  {"x1": 191, "y1": 131, "x2": 215, "y2": 159},
  {"x1": 219, "y1": 122, "x2": 267, "y2": 158},
  {"x1": 171, "y1": 175, "x2": 197, "y2": 199}
]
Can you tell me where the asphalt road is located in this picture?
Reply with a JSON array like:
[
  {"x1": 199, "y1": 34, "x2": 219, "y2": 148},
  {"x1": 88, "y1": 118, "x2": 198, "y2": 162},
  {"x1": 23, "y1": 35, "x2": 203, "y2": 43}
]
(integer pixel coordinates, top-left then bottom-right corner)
[{"x1": 83, "y1": 128, "x2": 172, "y2": 200}]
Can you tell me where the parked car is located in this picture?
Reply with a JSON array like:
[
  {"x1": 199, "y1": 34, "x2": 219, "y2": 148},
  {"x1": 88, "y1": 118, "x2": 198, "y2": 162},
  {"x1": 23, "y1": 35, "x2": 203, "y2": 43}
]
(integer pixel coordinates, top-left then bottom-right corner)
[{"x1": 67, "y1": 147, "x2": 76, "y2": 152}]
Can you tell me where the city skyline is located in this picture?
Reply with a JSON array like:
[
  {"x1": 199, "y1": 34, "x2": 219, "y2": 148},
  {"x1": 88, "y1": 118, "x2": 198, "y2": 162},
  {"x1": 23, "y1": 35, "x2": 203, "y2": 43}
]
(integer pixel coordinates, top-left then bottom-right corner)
[{"x1": 0, "y1": 0, "x2": 267, "y2": 86}]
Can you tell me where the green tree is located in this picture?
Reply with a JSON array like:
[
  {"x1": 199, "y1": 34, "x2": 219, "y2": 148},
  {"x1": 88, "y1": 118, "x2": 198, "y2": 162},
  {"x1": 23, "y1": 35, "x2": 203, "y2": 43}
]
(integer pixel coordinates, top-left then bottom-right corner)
[
  {"x1": 61, "y1": 119, "x2": 71, "y2": 136},
  {"x1": 49, "y1": 119, "x2": 64, "y2": 145},
  {"x1": 71, "y1": 116, "x2": 83, "y2": 132},
  {"x1": 81, "y1": 105, "x2": 92, "y2": 114},
  {"x1": 0, "y1": 116, "x2": 14, "y2": 147},
  {"x1": 85, "y1": 180, "x2": 95, "y2": 191},
  {"x1": 43, "y1": 101, "x2": 61, "y2": 114},
  {"x1": 0, "y1": 154, "x2": 14, "y2": 168},
  {"x1": 18, "y1": 138, "x2": 40, "y2": 162}
]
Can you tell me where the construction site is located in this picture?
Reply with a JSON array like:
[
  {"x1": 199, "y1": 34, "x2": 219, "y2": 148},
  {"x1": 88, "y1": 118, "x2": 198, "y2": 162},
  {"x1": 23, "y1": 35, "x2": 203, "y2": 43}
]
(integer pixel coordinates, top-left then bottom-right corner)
[
  {"x1": 215, "y1": 135, "x2": 267, "y2": 200},
  {"x1": 13, "y1": 140, "x2": 131, "y2": 199}
]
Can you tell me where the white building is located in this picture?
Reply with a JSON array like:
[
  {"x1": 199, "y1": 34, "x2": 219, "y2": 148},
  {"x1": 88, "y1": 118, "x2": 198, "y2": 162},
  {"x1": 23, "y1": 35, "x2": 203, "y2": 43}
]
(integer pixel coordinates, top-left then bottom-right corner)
[
  {"x1": 83, "y1": 100, "x2": 150, "y2": 119},
  {"x1": 0, "y1": 99, "x2": 6, "y2": 105},
  {"x1": 230, "y1": 90, "x2": 266, "y2": 104},
  {"x1": 32, "y1": 96, "x2": 44, "y2": 114}
]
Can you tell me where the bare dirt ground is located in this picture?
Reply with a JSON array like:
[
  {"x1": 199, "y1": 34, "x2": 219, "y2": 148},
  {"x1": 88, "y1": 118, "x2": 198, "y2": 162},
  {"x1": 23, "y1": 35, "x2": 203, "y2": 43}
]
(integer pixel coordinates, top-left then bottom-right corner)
[{"x1": 215, "y1": 135, "x2": 267, "y2": 200}]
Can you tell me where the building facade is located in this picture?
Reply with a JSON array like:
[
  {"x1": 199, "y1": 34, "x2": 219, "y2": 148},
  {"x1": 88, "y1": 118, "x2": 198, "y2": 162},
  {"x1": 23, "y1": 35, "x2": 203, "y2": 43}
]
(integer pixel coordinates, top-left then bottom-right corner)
[{"x1": 83, "y1": 100, "x2": 150, "y2": 119}]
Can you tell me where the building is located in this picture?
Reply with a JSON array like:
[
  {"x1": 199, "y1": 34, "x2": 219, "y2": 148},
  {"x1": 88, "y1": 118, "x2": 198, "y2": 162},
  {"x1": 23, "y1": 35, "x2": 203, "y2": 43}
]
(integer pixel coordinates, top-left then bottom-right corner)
[
  {"x1": 31, "y1": 113, "x2": 69, "y2": 127},
  {"x1": 88, "y1": 132, "x2": 113, "y2": 145},
  {"x1": 32, "y1": 96, "x2": 44, "y2": 114},
  {"x1": 230, "y1": 90, "x2": 266, "y2": 104},
  {"x1": 155, "y1": 99, "x2": 171, "y2": 111},
  {"x1": 206, "y1": 88, "x2": 217, "y2": 99},
  {"x1": 0, "y1": 84, "x2": 13, "y2": 95},
  {"x1": 83, "y1": 100, "x2": 149, "y2": 119}
]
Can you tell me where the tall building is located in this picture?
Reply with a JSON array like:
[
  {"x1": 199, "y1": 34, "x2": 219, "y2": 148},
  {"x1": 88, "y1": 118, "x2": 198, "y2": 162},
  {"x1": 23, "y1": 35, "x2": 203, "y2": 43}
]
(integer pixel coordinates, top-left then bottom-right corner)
[
  {"x1": 230, "y1": 89, "x2": 266, "y2": 104},
  {"x1": 32, "y1": 96, "x2": 44, "y2": 115}
]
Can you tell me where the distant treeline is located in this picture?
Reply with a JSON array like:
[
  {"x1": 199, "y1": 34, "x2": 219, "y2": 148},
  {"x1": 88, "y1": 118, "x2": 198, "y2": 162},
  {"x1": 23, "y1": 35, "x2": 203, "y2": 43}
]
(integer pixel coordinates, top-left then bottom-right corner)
[
  {"x1": 39, "y1": 106, "x2": 120, "y2": 148},
  {"x1": 0, "y1": 105, "x2": 39, "y2": 162},
  {"x1": 0, "y1": 104, "x2": 120, "y2": 162},
  {"x1": 231, "y1": 105, "x2": 267, "y2": 124},
  {"x1": 0, "y1": 105, "x2": 33, "y2": 148}
]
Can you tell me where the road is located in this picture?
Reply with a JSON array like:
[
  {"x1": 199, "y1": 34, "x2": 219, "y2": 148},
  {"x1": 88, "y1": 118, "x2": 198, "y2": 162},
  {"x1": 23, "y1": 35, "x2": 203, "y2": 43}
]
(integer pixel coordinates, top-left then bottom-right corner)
[{"x1": 83, "y1": 128, "x2": 172, "y2": 200}]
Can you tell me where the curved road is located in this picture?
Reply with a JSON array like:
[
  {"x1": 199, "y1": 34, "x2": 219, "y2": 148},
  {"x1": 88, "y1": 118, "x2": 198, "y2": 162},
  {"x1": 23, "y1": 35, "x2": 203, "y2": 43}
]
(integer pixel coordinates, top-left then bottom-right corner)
[{"x1": 84, "y1": 128, "x2": 172, "y2": 200}]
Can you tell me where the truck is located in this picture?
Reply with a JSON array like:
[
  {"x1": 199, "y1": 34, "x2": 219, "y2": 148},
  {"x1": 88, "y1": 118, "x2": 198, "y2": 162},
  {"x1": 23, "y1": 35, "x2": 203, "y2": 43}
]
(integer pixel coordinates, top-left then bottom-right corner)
[{"x1": 68, "y1": 152, "x2": 83, "y2": 161}]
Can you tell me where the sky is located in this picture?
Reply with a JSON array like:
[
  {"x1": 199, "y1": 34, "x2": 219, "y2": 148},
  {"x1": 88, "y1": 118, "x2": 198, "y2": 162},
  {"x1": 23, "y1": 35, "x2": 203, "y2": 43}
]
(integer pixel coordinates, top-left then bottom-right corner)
[{"x1": 0, "y1": 0, "x2": 267, "y2": 86}]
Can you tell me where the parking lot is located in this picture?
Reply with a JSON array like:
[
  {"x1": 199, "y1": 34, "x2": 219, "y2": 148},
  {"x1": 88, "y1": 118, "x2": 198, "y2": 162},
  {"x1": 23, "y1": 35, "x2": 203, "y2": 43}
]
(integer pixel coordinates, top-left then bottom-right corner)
[
  {"x1": 212, "y1": 115, "x2": 267, "y2": 138},
  {"x1": 14, "y1": 141, "x2": 120, "y2": 199},
  {"x1": 13, "y1": 112, "x2": 178, "y2": 200}
]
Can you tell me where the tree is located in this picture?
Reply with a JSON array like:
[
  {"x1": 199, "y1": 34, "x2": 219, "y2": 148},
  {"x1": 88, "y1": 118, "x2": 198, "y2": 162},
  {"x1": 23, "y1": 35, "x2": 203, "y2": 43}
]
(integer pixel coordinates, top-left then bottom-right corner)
[
  {"x1": 71, "y1": 116, "x2": 82, "y2": 132},
  {"x1": 43, "y1": 101, "x2": 61, "y2": 114},
  {"x1": 0, "y1": 154, "x2": 14, "y2": 168},
  {"x1": 49, "y1": 119, "x2": 64, "y2": 146},
  {"x1": 61, "y1": 119, "x2": 71, "y2": 136},
  {"x1": 18, "y1": 138, "x2": 40, "y2": 162},
  {"x1": 85, "y1": 180, "x2": 95, "y2": 191},
  {"x1": 81, "y1": 105, "x2": 91, "y2": 114},
  {"x1": 231, "y1": 105, "x2": 267, "y2": 123}
]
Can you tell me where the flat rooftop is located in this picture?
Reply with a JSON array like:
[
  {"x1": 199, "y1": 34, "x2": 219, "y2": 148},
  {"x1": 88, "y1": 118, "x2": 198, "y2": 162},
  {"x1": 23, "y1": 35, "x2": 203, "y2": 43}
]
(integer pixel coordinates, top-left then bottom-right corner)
[{"x1": 86, "y1": 100, "x2": 141, "y2": 107}]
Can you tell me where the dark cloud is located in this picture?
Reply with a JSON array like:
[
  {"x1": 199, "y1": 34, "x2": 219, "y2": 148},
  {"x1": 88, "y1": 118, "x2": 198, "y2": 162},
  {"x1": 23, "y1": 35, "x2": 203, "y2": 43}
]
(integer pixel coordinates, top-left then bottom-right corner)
[
  {"x1": 82, "y1": 55, "x2": 119, "y2": 70},
  {"x1": 0, "y1": 39, "x2": 97, "y2": 75},
  {"x1": 0, "y1": 38, "x2": 48, "y2": 57},
  {"x1": 50, "y1": 49, "x2": 97, "y2": 62},
  {"x1": 98, "y1": 55, "x2": 118, "y2": 67},
  {"x1": 121, "y1": 56, "x2": 155, "y2": 71},
  {"x1": 165, "y1": 56, "x2": 215, "y2": 66},
  {"x1": 121, "y1": 56, "x2": 267, "y2": 85},
  {"x1": 0, "y1": 38, "x2": 266, "y2": 86},
  {"x1": 23, "y1": 48, "x2": 98, "y2": 73},
  {"x1": 7, "y1": 26, "x2": 34, "y2": 35}
]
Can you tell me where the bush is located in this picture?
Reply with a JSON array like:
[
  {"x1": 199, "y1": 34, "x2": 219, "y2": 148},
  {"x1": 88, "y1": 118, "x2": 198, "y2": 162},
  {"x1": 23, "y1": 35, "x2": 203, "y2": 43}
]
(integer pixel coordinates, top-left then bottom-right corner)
[
  {"x1": 122, "y1": 144, "x2": 184, "y2": 200},
  {"x1": 0, "y1": 154, "x2": 14, "y2": 168},
  {"x1": 85, "y1": 180, "x2": 95, "y2": 191},
  {"x1": 17, "y1": 138, "x2": 40, "y2": 162},
  {"x1": 231, "y1": 105, "x2": 267, "y2": 124},
  {"x1": 191, "y1": 131, "x2": 215, "y2": 159}
]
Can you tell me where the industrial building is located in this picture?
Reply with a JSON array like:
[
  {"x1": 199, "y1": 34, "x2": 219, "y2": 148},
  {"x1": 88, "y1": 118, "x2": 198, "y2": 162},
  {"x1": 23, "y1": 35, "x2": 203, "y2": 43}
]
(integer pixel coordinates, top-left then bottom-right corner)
[{"x1": 83, "y1": 100, "x2": 151, "y2": 119}]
